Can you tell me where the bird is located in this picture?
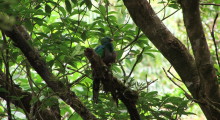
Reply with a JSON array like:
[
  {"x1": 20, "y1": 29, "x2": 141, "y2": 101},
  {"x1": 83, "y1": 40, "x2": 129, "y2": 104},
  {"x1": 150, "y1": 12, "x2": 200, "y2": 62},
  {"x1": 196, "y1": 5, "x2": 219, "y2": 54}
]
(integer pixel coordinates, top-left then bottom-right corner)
[
  {"x1": 95, "y1": 37, "x2": 116, "y2": 65},
  {"x1": 92, "y1": 37, "x2": 117, "y2": 103}
]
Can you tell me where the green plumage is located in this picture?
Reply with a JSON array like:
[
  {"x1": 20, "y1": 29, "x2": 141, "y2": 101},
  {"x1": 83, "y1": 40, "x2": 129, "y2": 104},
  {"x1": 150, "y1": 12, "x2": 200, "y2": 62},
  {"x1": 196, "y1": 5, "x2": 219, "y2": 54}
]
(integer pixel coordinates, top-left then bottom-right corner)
[
  {"x1": 95, "y1": 37, "x2": 116, "y2": 65},
  {"x1": 93, "y1": 37, "x2": 117, "y2": 103}
]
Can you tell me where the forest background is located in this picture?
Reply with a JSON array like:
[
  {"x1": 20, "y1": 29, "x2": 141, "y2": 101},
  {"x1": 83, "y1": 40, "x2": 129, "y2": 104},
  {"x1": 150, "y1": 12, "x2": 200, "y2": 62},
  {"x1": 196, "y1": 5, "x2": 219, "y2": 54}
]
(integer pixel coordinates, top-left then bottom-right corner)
[{"x1": 0, "y1": 0, "x2": 220, "y2": 120}]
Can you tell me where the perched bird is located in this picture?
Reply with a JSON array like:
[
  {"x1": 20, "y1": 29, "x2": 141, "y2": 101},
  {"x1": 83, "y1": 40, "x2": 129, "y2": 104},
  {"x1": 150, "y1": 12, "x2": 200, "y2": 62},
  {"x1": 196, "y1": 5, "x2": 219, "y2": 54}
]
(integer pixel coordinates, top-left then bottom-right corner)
[
  {"x1": 95, "y1": 37, "x2": 116, "y2": 65},
  {"x1": 93, "y1": 37, "x2": 117, "y2": 103}
]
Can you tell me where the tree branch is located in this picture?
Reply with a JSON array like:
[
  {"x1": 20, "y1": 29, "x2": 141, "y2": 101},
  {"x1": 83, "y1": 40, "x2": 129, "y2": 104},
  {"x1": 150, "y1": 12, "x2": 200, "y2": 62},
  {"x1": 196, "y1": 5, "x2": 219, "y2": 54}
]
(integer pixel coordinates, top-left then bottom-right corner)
[
  {"x1": 123, "y1": 0, "x2": 199, "y2": 96},
  {"x1": 127, "y1": 47, "x2": 145, "y2": 79},
  {"x1": 0, "y1": 70, "x2": 61, "y2": 120},
  {"x1": 4, "y1": 26, "x2": 98, "y2": 120},
  {"x1": 84, "y1": 48, "x2": 140, "y2": 120},
  {"x1": 179, "y1": 0, "x2": 220, "y2": 119},
  {"x1": 1, "y1": 31, "x2": 12, "y2": 120},
  {"x1": 162, "y1": 68, "x2": 193, "y2": 99},
  {"x1": 211, "y1": 13, "x2": 220, "y2": 67},
  {"x1": 200, "y1": 3, "x2": 220, "y2": 6},
  {"x1": 123, "y1": 0, "x2": 220, "y2": 119}
]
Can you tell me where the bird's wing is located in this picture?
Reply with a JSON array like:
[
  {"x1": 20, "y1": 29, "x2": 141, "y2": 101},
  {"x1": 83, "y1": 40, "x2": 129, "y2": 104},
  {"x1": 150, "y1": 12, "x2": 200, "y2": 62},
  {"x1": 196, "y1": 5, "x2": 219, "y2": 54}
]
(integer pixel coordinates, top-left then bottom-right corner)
[{"x1": 95, "y1": 45, "x2": 105, "y2": 57}]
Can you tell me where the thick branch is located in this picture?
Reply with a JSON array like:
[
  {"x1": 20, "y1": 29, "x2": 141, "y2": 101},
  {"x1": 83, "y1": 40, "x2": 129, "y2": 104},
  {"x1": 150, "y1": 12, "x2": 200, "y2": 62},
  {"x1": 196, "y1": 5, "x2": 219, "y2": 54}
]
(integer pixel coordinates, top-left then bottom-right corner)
[
  {"x1": 211, "y1": 14, "x2": 220, "y2": 67},
  {"x1": 122, "y1": 0, "x2": 220, "y2": 119},
  {"x1": 4, "y1": 26, "x2": 97, "y2": 120},
  {"x1": 85, "y1": 48, "x2": 140, "y2": 120},
  {"x1": 179, "y1": 0, "x2": 211, "y2": 68},
  {"x1": 179, "y1": 1, "x2": 220, "y2": 119},
  {"x1": 0, "y1": 70, "x2": 61, "y2": 120},
  {"x1": 123, "y1": 0, "x2": 199, "y2": 96}
]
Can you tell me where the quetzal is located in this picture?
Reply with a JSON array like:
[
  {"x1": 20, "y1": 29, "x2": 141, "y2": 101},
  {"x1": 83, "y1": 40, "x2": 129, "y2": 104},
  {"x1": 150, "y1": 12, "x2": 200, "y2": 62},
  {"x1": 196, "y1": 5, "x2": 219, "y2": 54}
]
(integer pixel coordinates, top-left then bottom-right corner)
[
  {"x1": 95, "y1": 37, "x2": 116, "y2": 65},
  {"x1": 93, "y1": 37, "x2": 117, "y2": 103}
]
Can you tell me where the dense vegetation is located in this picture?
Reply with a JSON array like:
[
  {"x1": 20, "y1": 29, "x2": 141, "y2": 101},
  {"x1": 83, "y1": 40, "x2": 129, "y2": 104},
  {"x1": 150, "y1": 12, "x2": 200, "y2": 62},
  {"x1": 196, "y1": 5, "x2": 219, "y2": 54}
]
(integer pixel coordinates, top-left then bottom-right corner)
[{"x1": 0, "y1": 0, "x2": 219, "y2": 119}]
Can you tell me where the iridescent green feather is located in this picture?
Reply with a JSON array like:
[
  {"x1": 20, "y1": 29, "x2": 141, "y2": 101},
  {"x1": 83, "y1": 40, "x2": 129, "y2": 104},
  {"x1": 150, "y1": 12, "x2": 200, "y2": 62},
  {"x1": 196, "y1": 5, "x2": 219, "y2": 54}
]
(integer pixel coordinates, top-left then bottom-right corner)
[{"x1": 95, "y1": 45, "x2": 104, "y2": 57}]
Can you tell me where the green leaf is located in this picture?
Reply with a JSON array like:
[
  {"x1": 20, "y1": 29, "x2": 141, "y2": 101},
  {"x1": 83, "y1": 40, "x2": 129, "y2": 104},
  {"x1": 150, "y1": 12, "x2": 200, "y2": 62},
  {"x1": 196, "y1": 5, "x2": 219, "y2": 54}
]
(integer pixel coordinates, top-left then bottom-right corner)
[
  {"x1": 168, "y1": 1, "x2": 180, "y2": 9},
  {"x1": 71, "y1": 45, "x2": 83, "y2": 57},
  {"x1": 99, "y1": 5, "x2": 106, "y2": 16},
  {"x1": 58, "y1": 6, "x2": 66, "y2": 17},
  {"x1": 34, "y1": 5, "x2": 41, "y2": 9},
  {"x1": 112, "y1": 65, "x2": 122, "y2": 73},
  {"x1": 144, "y1": 53, "x2": 155, "y2": 58},
  {"x1": 69, "y1": 113, "x2": 83, "y2": 120},
  {"x1": 81, "y1": 30, "x2": 87, "y2": 40},
  {"x1": 24, "y1": 19, "x2": 33, "y2": 32},
  {"x1": 85, "y1": 70, "x2": 92, "y2": 75},
  {"x1": 164, "y1": 104, "x2": 176, "y2": 110},
  {"x1": 136, "y1": 54, "x2": 143, "y2": 64},
  {"x1": 167, "y1": 97, "x2": 183, "y2": 105},
  {"x1": 41, "y1": 97, "x2": 58, "y2": 108},
  {"x1": 65, "y1": 0, "x2": 72, "y2": 14},
  {"x1": 33, "y1": 17, "x2": 44, "y2": 26},
  {"x1": 71, "y1": 0, "x2": 77, "y2": 4},
  {"x1": 45, "y1": 4, "x2": 52, "y2": 16},
  {"x1": 116, "y1": 50, "x2": 123, "y2": 60},
  {"x1": 146, "y1": 91, "x2": 158, "y2": 98},
  {"x1": 47, "y1": 60, "x2": 54, "y2": 67},
  {"x1": 0, "y1": 58, "x2": 3, "y2": 70},
  {"x1": 10, "y1": 95, "x2": 25, "y2": 100},
  {"x1": 84, "y1": 0, "x2": 92, "y2": 9},
  {"x1": 182, "y1": 111, "x2": 196, "y2": 115}
]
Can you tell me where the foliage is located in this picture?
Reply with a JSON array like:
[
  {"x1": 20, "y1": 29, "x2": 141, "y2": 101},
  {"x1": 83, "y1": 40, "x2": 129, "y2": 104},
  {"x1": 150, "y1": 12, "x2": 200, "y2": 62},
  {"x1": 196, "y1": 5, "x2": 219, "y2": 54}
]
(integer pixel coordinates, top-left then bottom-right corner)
[{"x1": 0, "y1": 0, "x2": 219, "y2": 119}]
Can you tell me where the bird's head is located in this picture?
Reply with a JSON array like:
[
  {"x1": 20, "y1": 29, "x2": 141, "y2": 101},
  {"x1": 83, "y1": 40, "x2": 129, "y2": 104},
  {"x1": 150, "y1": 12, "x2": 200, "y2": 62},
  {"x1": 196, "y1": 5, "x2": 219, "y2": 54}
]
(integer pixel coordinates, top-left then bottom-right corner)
[{"x1": 100, "y1": 37, "x2": 113, "y2": 45}]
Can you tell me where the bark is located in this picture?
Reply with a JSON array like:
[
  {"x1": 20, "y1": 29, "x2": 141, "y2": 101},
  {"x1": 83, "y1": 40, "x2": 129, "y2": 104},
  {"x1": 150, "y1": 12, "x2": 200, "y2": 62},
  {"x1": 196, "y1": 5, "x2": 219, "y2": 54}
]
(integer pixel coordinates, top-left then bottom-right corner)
[
  {"x1": 4, "y1": 26, "x2": 98, "y2": 120},
  {"x1": 0, "y1": 70, "x2": 61, "y2": 120},
  {"x1": 85, "y1": 48, "x2": 140, "y2": 120},
  {"x1": 179, "y1": 0, "x2": 220, "y2": 119},
  {"x1": 122, "y1": 0, "x2": 220, "y2": 119}
]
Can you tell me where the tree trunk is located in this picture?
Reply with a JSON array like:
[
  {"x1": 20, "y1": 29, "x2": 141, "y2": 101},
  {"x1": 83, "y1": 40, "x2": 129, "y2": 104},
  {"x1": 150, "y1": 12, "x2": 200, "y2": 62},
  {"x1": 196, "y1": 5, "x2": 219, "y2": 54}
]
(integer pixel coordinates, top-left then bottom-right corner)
[{"x1": 123, "y1": 0, "x2": 220, "y2": 119}]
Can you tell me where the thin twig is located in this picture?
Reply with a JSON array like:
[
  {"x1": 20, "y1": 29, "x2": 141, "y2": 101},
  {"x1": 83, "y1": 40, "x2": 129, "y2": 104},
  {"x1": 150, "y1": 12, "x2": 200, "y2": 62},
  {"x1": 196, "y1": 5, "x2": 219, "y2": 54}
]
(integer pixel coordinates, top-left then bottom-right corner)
[
  {"x1": 138, "y1": 79, "x2": 158, "y2": 92},
  {"x1": 122, "y1": 28, "x2": 141, "y2": 50},
  {"x1": 200, "y1": 3, "x2": 220, "y2": 6},
  {"x1": 105, "y1": 1, "x2": 114, "y2": 37},
  {"x1": 32, "y1": 0, "x2": 62, "y2": 26},
  {"x1": 119, "y1": 45, "x2": 134, "y2": 63},
  {"x1": 71, "y1": 6, "x2": 87, "y2": 48},
  {"x1": 156, "y1": 0, "x2": 169, "y2": 15},
  {"x1": 127, "y1": 48, "x2": 145, "y2": 79},
  {"x1": 118, "y1": 61, "x2": 127, "y2": 83},
  {"x1": 65, "y1": 66, "x2": 91, "y2": 78},
  {"x1": 118, "y1": 29, "x2": 142, "y2": 63},
  {"x1": 162, "y1": 9, "x2": 180, "y2": 21},
  {"x1": 113, "y1": 17, "x2": 130, "y2": 35},
  {"x1": 1, "y1": 31, "x2": 13, "y2": 120},
  {"x1": 205, "y1": 98, "x2": 220, "y2": 113},
  {"x1": 167, "y1": 66, "x2": 182, "y2": 82},
  {"x1": 92, "y1": 2, "x2": 114, "y2": 37},
  {"x1": 69, "y1": 75, "x2": 87, "y2": 86},
  {"x1": 162, "y1": 68, "x2": 193, "y2": 99},
  {"x1": 211, "y1": 13, "x2": 220, "y2": 67}
]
